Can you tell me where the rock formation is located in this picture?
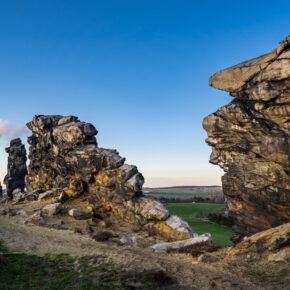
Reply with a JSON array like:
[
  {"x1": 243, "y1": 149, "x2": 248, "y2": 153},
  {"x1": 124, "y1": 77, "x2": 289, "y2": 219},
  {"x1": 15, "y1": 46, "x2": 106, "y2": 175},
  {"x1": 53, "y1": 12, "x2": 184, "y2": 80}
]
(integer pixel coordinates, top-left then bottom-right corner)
[
  {"x1": 4, "y1": 138, "x2": 27, "y2": 199},
  {"x1": 25, "y1": 115, "x2": 195, "y2": 240},
  {"x1": 203, "y1": 36, "x2": 290, "y2": 243}
]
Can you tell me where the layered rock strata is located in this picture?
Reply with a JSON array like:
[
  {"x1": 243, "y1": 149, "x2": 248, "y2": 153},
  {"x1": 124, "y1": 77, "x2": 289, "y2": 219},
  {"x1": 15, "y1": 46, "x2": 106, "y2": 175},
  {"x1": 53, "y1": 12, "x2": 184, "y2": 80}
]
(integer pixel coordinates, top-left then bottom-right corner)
[
  {"x1": 4, "y1": 138, "x2": 27, "y2": 198},
  {"x1": 203, "y1": 36, "x2": 290, "y2": 243},
  {"x1": 26, "y1": 115, "x2": 195, "y2": 240}
]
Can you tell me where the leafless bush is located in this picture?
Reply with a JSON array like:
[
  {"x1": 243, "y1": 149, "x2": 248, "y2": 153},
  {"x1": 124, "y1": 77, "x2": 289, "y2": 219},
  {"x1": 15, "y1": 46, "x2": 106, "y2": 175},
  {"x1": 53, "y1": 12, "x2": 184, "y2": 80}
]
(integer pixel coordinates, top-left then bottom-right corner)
[
  {"x1": 168, "y1": 241, "x2": 221, "y2": 257},
  {"x1": 74, "y1": 227, "x2": 82, "y2": 234},
  {"x1": 145, "y1": 270, "x2": 173, "y2": 285},
  {"x1": 92, "y1": 231, "x2": 113, "y2": 242}
]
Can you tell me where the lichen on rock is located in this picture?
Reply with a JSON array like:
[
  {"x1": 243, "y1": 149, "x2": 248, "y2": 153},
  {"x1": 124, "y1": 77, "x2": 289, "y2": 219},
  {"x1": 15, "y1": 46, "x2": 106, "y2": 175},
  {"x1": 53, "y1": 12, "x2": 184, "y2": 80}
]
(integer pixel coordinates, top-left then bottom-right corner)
[{"x1": 203, "y1": 36, "x2": 290, "y2": 243}]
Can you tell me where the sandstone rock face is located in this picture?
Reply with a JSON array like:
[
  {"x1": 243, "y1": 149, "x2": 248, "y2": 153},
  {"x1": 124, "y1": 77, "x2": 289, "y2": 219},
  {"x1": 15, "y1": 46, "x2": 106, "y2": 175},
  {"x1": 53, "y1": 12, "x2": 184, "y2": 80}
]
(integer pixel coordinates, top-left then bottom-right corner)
[
  {"x1": 235, "y1": 223, "x2": 290, "y2": 253},
  {"x1": 228, "y1": 223, "x2": 290, "y2": 262},
  {"x1": 25, "y1": 115, "x2": 194, "y2": 240},
  {"x1": 203, "y1": 36, "x2": 290, "y2": 243},
  {"x1": 4, "y1": 138, "x2": 27, "y2": 198}
]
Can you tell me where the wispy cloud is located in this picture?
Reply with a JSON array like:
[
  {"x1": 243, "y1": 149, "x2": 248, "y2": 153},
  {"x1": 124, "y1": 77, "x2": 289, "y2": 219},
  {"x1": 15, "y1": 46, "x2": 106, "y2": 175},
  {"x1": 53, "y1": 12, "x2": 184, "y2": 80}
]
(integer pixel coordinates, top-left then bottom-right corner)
[{"x1": 0, "y1": 119, "x2": 29, "y2": 146}]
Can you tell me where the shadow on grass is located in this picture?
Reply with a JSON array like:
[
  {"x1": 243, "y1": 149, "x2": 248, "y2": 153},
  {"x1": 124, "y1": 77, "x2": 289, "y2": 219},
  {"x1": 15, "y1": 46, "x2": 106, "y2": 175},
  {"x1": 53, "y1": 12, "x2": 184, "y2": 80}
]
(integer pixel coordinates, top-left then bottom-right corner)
[
  {"x1": 0, "y1": 240, "x2": 175, "y2": 290},
  {"x1": 0, "y1": 240, "x2": 94, "y2": 289}
]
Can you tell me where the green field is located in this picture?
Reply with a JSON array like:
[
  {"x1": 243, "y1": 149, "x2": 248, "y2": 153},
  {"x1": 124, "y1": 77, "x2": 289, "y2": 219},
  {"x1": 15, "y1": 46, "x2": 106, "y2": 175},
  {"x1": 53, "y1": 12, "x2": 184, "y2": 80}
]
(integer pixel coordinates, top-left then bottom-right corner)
[{"x1": 165, "y1": 203, "x2": 233, "y2": 246}]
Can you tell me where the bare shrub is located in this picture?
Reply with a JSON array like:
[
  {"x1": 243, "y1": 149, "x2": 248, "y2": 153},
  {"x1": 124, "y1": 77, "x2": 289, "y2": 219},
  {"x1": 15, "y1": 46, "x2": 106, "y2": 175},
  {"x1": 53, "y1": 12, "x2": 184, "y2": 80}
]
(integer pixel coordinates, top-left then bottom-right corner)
[
  {"x1": 92, "y1": 231, "x2": 113, "y2": 242},
  {"x1": 168, "y1": 241, "x2": 221, "y2": 257},
  {"x1": 145, "y1": 270, "x2": 173, "y2": 285},
  {"x1": 74, "y1": 227, "x2": 82, "y2": 234}
]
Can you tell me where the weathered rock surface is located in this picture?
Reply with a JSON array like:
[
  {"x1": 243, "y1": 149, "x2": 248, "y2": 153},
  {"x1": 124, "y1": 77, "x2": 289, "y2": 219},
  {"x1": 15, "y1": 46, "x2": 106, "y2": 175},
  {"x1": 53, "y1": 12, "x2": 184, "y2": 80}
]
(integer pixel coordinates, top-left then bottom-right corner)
[
  {"x1": 225, "y1": 223, "x2": 290, "y2": 262},
  {"x1": 149, "y1": 233, "x2": 212, "y2": 253},
  {"x1": 0, "y1": 207, "x2": 27, "y2": 217},
  {"x1": 4, "y1": 138, "x2": 27, "y2": 199},
  {"x1": 152, "y1": 215, "x2": 198, "y2": 241},
  {"x1": 42, "y1": 203, "x2": 62, "y2": 216},
  {"x1": 235, "y1": 223, "x2": 290, "y2": 253},
  {"x1": 25, "y1": 115, "x2": 195, "y2": 240},
  {"x1": 38, "y1": 189, "x2": 60, "y2": 201},
  {"x1": 68, "y1": 208, "x2": 92, "y2": 220},
  {"x1": 120, "y1": 236, "x2": 138, "y2": 247},
  {"x1": 203, "y1": 36, "x2": 290, "y2": 243}
]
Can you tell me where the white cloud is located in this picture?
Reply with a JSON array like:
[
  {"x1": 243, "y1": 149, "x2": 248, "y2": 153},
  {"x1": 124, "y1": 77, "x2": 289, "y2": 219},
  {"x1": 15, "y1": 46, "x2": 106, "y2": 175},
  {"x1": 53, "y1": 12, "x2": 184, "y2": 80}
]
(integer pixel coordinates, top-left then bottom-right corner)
[
  {"x1": 0, "y1": 119, "x2": 29, "y2": 146},
  {"x1": 0, "y1": 119, "x2": 29, "y2": 136}
]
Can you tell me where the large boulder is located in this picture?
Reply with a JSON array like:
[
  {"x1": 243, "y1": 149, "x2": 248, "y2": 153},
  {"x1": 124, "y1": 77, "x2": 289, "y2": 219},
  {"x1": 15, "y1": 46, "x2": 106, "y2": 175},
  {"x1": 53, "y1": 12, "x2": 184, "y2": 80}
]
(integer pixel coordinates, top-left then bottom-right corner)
[
  {"x1": 25, "y1": 115, "x2": 195, "y2": 240},
  {"x1": 203, "y1": 36, "x2": 290, "y2": 243}
]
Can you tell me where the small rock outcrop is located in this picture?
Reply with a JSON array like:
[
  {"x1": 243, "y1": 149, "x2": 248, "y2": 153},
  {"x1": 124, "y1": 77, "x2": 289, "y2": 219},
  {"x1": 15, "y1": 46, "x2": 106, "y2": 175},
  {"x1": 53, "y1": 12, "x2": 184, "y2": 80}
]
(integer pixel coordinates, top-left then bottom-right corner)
[
  {"x1": 68, "y1": 208, "x2": 92, "y2": 220},
  {"x1": 203, "y1": 37, "x2": 290, "y2": 242},
  {"x1": 228, "y1": 223, "x2": 290, "y2": 262},
  {"x1": 149, "y1": 233, "x2": 212, "y2": 253},
  {"x1": 25, "y1": 115, "x2": 195, "y2": 240},
  {"x1": 120, "y1": 236, "x2": 138, "y2": 247},
  {"x1": 42, "y1": 203, "x2": 62, "y2": 216},
  {"x1": 4, "y1": 138, "x2": 27, "y2": 199}
]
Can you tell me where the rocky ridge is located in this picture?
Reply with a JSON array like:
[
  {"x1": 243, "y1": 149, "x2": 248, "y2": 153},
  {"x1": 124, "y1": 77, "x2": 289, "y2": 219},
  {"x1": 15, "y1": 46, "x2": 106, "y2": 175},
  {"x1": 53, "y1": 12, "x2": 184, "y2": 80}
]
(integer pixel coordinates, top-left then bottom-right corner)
[
  {"x1": 24, "y1": 115, "x2": 195, "y2": 240},
  {"x1": 4, "y1": 138, "x2": 27, "y2": 199},
  {"x1": 203, "y1": 36, "x2": 290, "y2": 242}
]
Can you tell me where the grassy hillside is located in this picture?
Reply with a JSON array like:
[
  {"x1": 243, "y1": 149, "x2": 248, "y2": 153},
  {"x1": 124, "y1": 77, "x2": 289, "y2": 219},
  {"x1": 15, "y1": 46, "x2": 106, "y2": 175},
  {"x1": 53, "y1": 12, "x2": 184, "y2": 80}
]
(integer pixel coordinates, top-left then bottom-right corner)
[{"x1": 165, "y1": 203, "x2": 233, "y2": 246}]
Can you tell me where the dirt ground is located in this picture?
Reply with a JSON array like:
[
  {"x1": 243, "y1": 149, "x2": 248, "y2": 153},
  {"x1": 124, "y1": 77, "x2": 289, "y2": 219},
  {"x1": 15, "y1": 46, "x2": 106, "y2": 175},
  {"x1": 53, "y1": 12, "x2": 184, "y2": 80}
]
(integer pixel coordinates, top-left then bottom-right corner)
[
  {"x1": 0, "y1": 199, "x2": 289, "y2": 290},
  {"x1": 0, "y1": 215, "x2": 264, "y2": 289}
]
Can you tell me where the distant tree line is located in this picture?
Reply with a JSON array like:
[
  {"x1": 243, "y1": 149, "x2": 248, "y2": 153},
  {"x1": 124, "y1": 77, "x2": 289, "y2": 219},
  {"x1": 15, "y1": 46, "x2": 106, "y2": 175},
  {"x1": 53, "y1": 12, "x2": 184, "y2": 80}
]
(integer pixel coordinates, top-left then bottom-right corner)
[{"x1": 208, "y1": 213, "x2": 234, "y2": 227}]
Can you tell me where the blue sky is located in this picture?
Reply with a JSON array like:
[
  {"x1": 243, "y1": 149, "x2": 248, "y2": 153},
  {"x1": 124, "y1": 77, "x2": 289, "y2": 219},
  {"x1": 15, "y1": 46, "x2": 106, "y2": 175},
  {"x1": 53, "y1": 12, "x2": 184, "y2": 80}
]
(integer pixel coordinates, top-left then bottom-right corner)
[{"x1": 0, "y1": 0, "x2": 289, "y2": 187}]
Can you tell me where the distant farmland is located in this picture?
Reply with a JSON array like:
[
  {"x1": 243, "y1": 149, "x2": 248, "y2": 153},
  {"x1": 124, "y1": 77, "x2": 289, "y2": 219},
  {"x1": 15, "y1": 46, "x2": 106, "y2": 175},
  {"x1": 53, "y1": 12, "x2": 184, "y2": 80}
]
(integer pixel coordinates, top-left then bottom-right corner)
[
  {"x1": 143, "y1": 186, "x2": 223, "y2": 201},
  {"x1": 144, "y1": 191, "x2": 209, "y2": 199},
  {"x1": 144, "y1": 185, "x2": 222, "y2": 192}
]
